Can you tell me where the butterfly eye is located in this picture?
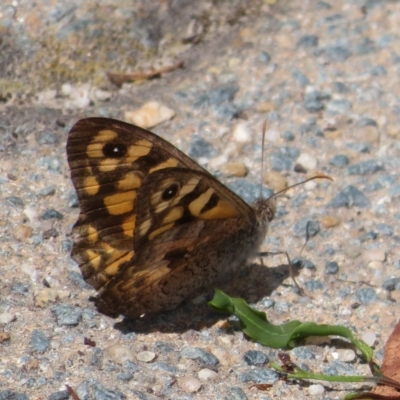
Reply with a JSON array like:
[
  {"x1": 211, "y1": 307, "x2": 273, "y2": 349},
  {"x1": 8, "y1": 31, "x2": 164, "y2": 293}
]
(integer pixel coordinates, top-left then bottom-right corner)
[
  {"x1": 162, "y1": 183, "x2": 179, "y2": 200},
  {"x1": 103, "y1": 142, "x2": 127, "y2": 158}
]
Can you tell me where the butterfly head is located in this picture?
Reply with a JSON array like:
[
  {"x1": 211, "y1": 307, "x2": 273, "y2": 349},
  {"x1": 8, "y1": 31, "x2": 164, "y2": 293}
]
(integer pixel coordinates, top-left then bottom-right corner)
[{"x1": 253, "y1": 197, "x2": 276, "y2": 223}]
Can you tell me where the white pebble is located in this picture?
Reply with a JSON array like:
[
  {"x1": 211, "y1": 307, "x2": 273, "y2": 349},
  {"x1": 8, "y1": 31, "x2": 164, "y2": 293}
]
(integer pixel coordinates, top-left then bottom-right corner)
[
  {"x1": 198, "y1": 368, "x2": 218, "y2": 381},
  {"x1": 297, "y1": 153, "x2": 317, "y2": 171},
  {"x1": 308, "y1": 384, "x2": 325, "y2": 396},
  {"x1": 364, "y1": 249, "x2": 386, "y2": 262},
  {"x1": 0, "y1": 312, "x2": 16, "y2": 324},
  {"x1": 136, "y1": 351, "x2": 156, "y2": 362},
  {"x1": 61, "y1": 83, "x2": 72, "y2": 96},
  {"x1": 362, "y1": 331, "x2": 376, "y2": 346},
  {"x1": 368, "y1": 261, "x2": 383, "y2": 270},
  {"x1": 178, "y1": 375, "x2": 202, "y2": 393},
  {"x1": 335, "y1": 349, "x2": 356, "y2": 362},
  {"x1": 105, "y1": 345, "x2": 135, "y2": 363},
  {"x1": 232, "y1": 122, "x2": 251, "y2": 143},
  {"x1": 265, "y1": 129, "x2": 279, "y2": 142},
  {"x1": 124, "y1": 101, "x2": 175, "y2": 128}
]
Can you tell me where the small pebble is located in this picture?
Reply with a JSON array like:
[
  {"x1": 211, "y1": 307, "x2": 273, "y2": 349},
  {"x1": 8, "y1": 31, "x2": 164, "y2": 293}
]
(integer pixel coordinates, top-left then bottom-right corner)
[
  {"x1": 240, "y1": 368, "x2": 279, "y2": 384},
  {"x1": 13, "y1": 224, "x2": 33, "y2": 242},
  {"x1": 225, "y1": 386, "x2": 248, "y2": 400},
  {"x1": 180, "y1": 346, "x2": 219, "y2": 366},
  {"x1": 308, "y1": 384, "x2": 325, "y2": 396},
  {"x1": 382, "y1": 277, "x2": 400, "y2": 291},
  {"x1": 124, "y1": 101, "x2": 175, "y2": 129},
  {"x1": 177, "y1": 375, "x2": 202, "y2": 393},
  {"x1": 0, "y1": 312, "x2": 16, "y2": 324},
  {"x1": 346, "y1": 160, "x2": 383, "y2": 176},
  {"x1": 368, "y1": 261, "x2": 383, "y2": 270},
  {"x1": 243, "y1": 350, "x2": 268, "y2": 366},
  {"x1": 263, "y1": 171, "x2": 287, "y2": 192},
  {"x1": 30, "y1": 329, "x2": 50, "y2": 353},
  {"x1": 232, "y1": 121, "x2": 251, "y2": 143},
  {"x1": 106, "y1": 345, "x2": 136, "y2": 363},
  {"x1": 198, "y1": 368, "x2": 218, "y2": 381},
  {"x1": 325, "y1": 261, "x2": 339, "y2": 274},
  {"x1": 364, "y1": 249, "x2": 386, "y2": 262},
  {"x1": 265, "y1": 129, "x2": 279, "y2": 142},
  {"x1": 329, "y1": 154, "x2": 349, "y2": 168},
  {"x1": 321, "y1": 215, "x2": 341, "y2": 228},
  {"x1": 296, "y1": 153, "x2": 317, "y2": 171},
  {"x1": 280, "y1": 130, "x2": 295, "y2": 141},
  {"x1": 355, "y1": 287, "x2": 378, "y2": 304},
  {"x1": 332, "y1": 349, "x2": 356, "y2": 362},
  {"x1": 51, "y1": 304, "x2": 82, "y2": 326},
  {"x1": 353, "y1": 125, "x2": 380, "y2": 144},
  {"x1": 220, "y1": 162, "x2": 248, "y2": 177},
  {"x1": 361, "y1": 331, "x2": 376, "y2": 346},
  {"x1": 136, "y1": 351, "x2": 156, "y2": 363}
]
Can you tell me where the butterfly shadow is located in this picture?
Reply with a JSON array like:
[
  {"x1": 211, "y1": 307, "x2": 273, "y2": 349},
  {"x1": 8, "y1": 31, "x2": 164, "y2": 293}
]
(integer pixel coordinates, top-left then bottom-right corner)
[{"x1": 113, "y1": 260, "x2": 300, "y2": 334}]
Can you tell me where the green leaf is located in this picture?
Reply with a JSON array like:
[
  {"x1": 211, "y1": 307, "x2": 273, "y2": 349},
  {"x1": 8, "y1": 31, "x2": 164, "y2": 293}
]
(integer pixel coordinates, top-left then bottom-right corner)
[{"x1": 208, "y1": 289, "x2": 373, "y2": 361}]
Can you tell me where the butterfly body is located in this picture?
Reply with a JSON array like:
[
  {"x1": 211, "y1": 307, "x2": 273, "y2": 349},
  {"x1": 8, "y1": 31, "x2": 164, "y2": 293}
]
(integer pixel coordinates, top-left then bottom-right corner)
[{"x1": 67, "y1": 118, "x2": 275, "y2": 319}]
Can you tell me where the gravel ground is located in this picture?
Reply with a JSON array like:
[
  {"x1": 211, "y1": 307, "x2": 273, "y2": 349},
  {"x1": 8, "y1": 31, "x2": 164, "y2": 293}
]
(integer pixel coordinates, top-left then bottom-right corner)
[{"x1": 1, "y1": 0, "x2": 400, "y2": 399}]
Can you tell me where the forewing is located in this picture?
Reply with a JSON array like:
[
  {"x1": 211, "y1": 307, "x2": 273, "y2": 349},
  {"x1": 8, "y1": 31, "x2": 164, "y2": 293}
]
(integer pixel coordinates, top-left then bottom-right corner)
[{"x1": 66, "y1": 118, "x2": 209, "y2": 290}]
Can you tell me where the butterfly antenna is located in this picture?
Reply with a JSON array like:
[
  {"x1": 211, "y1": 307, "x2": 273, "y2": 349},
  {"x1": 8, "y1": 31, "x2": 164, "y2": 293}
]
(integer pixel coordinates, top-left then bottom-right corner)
[
  {"x1": 268, "y1": 173, "x2": 333, "y2": 201},
  {"x1": 260, "y1": 120, "x2": 267, "y2": 199}
]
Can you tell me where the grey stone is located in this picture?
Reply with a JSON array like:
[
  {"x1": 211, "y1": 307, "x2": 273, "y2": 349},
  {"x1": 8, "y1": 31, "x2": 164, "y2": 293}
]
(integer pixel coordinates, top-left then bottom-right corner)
[
  {"x1": 326, "y1": 99, "x2": 352, "y2": 114},
  {"x1": 227, "y1": 180, "x2": 272, "y2": 205},
  {"x1": 38, "y1": 186, "x2": 56, "y2": 196},
  {"x1": 322, "y1": 360, "x2": 358, "y2": 376},
  {"x1": 188, "y1": 135, "x2": 216, "y2": 159},
  {"x1": 346, "y1": 143, "x2": 371, "y2": 153},
  {"x1": 290, "y1": 193, "x2": 308, "y2": 208},
  {"x1": 304, "y1": 280, "x2": 324, "y2": 291},
  {"x1": 5, "y1": 196, "x2": 24, "y2": 208},
  {"x1": 68, "y1": 191, "x2": 79, "y2": 208},
  {"x1": 11, "y1": 282, "x2": 30, "y2": 295},
  {"x1": 40, "y1": 208, "x2": 64, "y2": 220},
  {"x1": 243, "y1": 350, "x2": 268, "y2": 366},
  {"x1": 90, "y1": 347, "x2": 103, "y2": 368},
  {"x1": 292, "y1": 70, "x2": 310, "y2": 86},
  {"x1": 48, "y1": 391, "x2": 69, "y2": 400},
  {"x1": 179, "y1": 346, "x2": 219, "y2": 366},
  {"x1": 355, "y1": 287, "x2": 378, "y2": 304},
  {"x1": 346, "y1": 160, "x2": 383, "y2": 176},
  {"x1": 327, "y1": 185, "x2": 370, "y2": 208},
  {"x1": 376, "y1": 223, "x2": 393, "y2": 236},
  {"x1": 274, "y1": 301, "x2": 291, "y2": 313},
  {"x1": 382, "y1": 277, "x2": 400, "y2": 291},
  {"x1": 0, "y1": 392, "x2": 28, "y2": 400},
  {"x1": 291, "y1": 346, "x2": 315, "y2": 360},
  {"x1": 329, "y1": 154, "x2": 349, "y2": 168},
  {"x1": 389, "y1": 184, "x2": 400, "y2": 196},
  {"x1": 30, "y1": 329, "x2": 50, "y2": 353},
  {"x1": 68, "y1": 270, "x2": 91, "y2": 289},
  {"x1": 354, "y1": 37, "x2": 375, "y2": 55},
  {"x1": 193, "y1": 84, "x2": 239, "y2": 110},
  {"x1": 51, "y1": 304, "x2": 82, "y2": 326},
  {"x1": 38, "y1": 132, "x2": 58, "y2": 145},
  {"x1": 356, "y1": 117, "x2": 378, "y2": 127},
  {"x1": 225, "y1": 386, "x2": 248, "y2": 400},
  {"x1": 259, "y1": 51, "x2": 271, "y2": 63},
  {"x1": 240, "y1": 368, "x2": 279, "y2": 384},
  {"x1": 292, "y1": 217, "x2": 320, "y2": 238},
  {"x1": 333, "y1": 81, "x2": 348, "y2": 93},
  {"x1": 370, "y1": 65, "x2": 387, "y2": 76},
  {"x1": 116, "y1": 372, "x2": 133, "y2": 381},
  {"x1": 270, "y1": 153, "x2": 292, "y2": 171},
  {"x1": 280, "y1": 130, "x2": 295, "y2": 141},
  {"x1": 292, "y1": 257, "x2": 316, "y2": 271},
  {"x1": 321, "y1": 44, "x2": 352, "y2": 62},
  {"x1": 297, "y1": 35, "x2": 319, "y2": 48},
  {"x1": 123, "y1": 360, "x2": 140, "y2": 373},
  {"x1": 325, "y1": 261, "x2": 339, "y2": 275}
]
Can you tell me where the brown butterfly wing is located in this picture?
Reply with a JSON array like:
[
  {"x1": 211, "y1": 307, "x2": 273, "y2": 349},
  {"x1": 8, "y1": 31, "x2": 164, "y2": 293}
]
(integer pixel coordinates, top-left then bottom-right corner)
[
  {"x1": 67, "y1": 118, "x2": 210, "y2": 290},
  {"x1": 95, "y1": 168, "x2": 257, "y2": 318}
]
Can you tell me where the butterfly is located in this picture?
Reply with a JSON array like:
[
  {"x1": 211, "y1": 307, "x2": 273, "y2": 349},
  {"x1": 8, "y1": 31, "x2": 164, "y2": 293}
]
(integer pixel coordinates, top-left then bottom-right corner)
[{"x1": 67, "y1": 117, "x2": 276, "y2": 319}]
